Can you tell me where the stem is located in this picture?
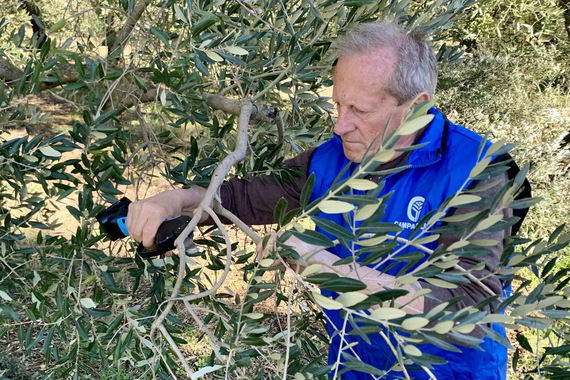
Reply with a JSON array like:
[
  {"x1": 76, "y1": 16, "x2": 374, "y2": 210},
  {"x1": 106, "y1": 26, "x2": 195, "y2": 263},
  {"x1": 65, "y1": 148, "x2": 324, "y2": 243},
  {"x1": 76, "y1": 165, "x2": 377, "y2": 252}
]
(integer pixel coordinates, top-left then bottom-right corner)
[
  {"x1": 282, "y1": 278, "x2": 296, "y2": 378},
  {"x1": 183, "y1": 300, "x2": 228, "y2": 361},
  {"x1": 220, "y1": 70, "x2": 287, "y2": 95},
  {"x1": 357, "y1": 232, "x2": 497, "y2": 298},
  {"x1": 177, "y1": 207, "x2": 233, "y2": 303},
  {"x1": 251, "y1": 71, "x2": 287, "y2": 102},
  {"x1": 331, "y1": 312, "x2": 350, "y2": 379},
  {"x1": 378, "y1": 330, "x2": 413, "y2": 380}
]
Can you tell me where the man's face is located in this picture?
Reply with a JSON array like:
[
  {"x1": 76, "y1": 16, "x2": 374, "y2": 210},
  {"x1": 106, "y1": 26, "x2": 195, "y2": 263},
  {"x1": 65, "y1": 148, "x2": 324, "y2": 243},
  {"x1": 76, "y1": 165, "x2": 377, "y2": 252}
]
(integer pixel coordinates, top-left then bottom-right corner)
[{"x1": 332, "y1": 48, "x2": 420, "y2": 163}]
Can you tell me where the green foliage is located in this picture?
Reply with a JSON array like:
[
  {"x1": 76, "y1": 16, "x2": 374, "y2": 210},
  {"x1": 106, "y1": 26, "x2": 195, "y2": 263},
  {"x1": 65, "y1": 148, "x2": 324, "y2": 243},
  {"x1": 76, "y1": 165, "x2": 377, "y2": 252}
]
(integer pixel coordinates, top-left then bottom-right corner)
[
  {"x1": 437, "y1": 1, "x2": 570, "y2": 240},
  {"x1": 269, "y1": 110, "x2": 570, "y2": 378},
  {"x1": 445, "y1": 0, "x2": 565, "y2": 50},
  {"x1": 436, "y1": 2, "x2": 570, "y2": 378},
  {"x1": 0, "y1": 0, "x2": 569, "y2": 379}
]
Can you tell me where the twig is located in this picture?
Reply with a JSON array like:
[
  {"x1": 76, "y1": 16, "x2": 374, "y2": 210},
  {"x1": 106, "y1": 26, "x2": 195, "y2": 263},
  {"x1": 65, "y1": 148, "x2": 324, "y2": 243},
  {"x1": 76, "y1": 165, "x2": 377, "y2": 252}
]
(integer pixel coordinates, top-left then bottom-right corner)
[
  {"x1": 120, "y1": 141, "x2": 148, "y2": 167},
  {"x1": 378, "y1": 330, "x2": 412, "y2": 380},
  {"x1": 158, "y1": 324, "x2": 194, "y2": 376},
  {"x1": 215, "y1": 202, "x2": 261, "y2": 244},
  {"x1": 353, "y1": 232, "x2": 498, "y2": 299},
  {"x1": 282, "y1": 277, "x2": 296, "y2": 378},
  {"x1": 220, "y1": 70, "x2": 287, "y2": 95},
  {"x1": 183, "y1": 300, "x2": 228, "y2": 362},
  {"x1": 387, "y1": 235, "x2": 497, "y2": 297},
  {"x1": 251, "y1": 71, "x2": 287, "y2": 102},
  {"x1": 135, "y1": 105, "x2": 156, "y2": 164},
  {"x1": 177, "y1": 206, "x2": 234, "y2": 302},
  {"x1": 331, "y1": 312, "x2": 350, "y2": 379}
]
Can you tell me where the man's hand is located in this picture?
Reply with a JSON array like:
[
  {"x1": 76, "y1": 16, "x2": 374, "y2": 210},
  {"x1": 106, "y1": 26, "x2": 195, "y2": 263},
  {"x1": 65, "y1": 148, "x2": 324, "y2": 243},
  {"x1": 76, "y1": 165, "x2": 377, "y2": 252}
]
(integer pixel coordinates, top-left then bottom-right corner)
[
  {"x1": 126, "y1": 187, "x2": 207, "y2": 249},
  {"x1": 261, "y1": 234, "x2": 426, "y2": 313}
]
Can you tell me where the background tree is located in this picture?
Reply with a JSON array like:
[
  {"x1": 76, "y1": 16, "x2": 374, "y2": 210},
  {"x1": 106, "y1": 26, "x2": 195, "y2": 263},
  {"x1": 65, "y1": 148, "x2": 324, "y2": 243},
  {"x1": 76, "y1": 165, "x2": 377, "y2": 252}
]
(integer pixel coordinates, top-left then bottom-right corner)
[{"x1": 0, "y1": 0, "x2": 569, "y2": 379}]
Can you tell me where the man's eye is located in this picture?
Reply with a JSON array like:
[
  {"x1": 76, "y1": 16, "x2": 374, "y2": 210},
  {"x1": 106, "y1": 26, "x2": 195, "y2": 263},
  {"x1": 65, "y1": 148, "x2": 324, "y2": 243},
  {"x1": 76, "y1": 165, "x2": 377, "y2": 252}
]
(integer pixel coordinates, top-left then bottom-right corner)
[{"x1": 351, "y1": 106, "x2": 366, "y2": 115}]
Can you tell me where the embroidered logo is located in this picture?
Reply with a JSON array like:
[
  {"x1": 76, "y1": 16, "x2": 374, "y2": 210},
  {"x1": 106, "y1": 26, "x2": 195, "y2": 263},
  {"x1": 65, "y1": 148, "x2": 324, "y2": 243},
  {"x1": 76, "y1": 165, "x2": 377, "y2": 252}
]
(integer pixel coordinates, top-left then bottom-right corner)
[{"x1": 407, "y1": 196, "x2": 425, "y2": 223}]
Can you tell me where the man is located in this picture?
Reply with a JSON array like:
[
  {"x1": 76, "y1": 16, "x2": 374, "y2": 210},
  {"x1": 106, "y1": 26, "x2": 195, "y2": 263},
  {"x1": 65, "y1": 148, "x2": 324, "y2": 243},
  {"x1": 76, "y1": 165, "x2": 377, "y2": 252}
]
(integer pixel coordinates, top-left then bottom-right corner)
[{"x1": 127, "y1": 21, "x2": 525, "y2": 379}]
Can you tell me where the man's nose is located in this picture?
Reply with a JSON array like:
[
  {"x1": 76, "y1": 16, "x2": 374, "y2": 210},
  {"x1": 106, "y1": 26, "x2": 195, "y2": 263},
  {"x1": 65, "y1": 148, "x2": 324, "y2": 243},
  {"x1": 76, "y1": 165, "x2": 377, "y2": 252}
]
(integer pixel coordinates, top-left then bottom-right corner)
[{"x1": 333, "y1": 111, "x2": 354, "y2": 136}]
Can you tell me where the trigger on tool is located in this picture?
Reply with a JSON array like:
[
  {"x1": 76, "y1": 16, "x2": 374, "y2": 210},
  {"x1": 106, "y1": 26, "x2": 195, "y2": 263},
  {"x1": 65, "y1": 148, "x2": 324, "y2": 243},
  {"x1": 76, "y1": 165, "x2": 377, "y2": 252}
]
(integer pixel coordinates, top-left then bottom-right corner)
[
  {"x1": 136, "y1": 215, "x2": 192, "y2": 259},
  {"x1": 155, "y1": 216, "x2": 192, "y2": 245}
]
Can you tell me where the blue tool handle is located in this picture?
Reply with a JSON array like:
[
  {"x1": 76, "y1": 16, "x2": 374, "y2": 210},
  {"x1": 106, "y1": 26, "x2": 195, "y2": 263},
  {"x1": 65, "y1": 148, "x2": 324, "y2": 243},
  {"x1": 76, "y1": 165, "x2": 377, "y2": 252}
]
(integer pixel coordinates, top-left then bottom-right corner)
[{"x1": 117, "y1": 217, "x2": 129, "y2": 237}]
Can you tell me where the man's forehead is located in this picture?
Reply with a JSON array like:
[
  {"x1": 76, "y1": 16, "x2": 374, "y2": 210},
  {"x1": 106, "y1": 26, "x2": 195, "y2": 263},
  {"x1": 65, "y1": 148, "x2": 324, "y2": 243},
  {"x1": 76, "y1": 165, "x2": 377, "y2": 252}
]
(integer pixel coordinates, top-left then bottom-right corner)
[
  {"x1": 335, "y1": 46, "x2": 397, "y2": 64},
  {"x1": 334, "y1": 49, "x2": 397, "y2": 77},
  {"x1": 333, "y1": 51, "x2": 396, "y2": 93}
]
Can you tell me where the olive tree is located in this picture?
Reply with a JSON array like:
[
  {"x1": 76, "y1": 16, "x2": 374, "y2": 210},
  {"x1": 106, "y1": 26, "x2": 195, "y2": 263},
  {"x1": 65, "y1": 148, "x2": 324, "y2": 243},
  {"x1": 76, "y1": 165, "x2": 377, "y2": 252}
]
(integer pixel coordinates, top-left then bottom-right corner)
[{"x1": 0, "y1": 0, "x2": 569, "y2": 379}]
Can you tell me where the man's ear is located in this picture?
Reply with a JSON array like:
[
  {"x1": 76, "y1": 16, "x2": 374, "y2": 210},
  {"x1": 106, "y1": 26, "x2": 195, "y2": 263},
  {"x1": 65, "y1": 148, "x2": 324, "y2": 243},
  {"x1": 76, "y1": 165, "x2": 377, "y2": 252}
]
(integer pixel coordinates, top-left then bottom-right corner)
[{"x1": 409, "y1": 91, "x2": 431, "y2": 110}]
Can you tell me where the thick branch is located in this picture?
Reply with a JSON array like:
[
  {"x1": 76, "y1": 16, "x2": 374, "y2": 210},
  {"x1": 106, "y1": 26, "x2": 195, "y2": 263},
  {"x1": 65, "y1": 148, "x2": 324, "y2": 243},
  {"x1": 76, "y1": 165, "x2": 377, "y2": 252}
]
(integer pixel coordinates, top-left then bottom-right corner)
[
  {"x1": 115, "y1": 90, "x2": 281, "y2": 125},
  {"x1": 110, "y1": 0, "x2": 153, "y2": 56},
  {"x1": 0, "y1": 58, "x2": 24, "y2": 84},
  {"x1": 203, "y1": 92, "x2": 279, "y2": 124},
  {"x1": 203, "y1": 92, "x2": 285, "y2": 145}
]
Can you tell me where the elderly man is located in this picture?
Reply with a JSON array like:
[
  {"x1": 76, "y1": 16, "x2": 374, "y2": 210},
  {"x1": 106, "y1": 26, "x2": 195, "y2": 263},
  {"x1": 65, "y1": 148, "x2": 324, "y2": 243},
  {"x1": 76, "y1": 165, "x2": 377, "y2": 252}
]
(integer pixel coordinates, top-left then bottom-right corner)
[{"x1": 127, "y1": 21, "x2": 526, "y2": 379}]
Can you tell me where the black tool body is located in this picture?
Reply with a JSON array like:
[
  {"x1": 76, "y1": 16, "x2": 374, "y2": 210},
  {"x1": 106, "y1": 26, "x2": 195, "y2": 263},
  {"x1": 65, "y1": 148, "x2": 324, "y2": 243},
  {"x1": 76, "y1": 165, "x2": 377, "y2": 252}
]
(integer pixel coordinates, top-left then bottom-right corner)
[{"x1": 96, "y1": 197, "x2": 192, "y2": 258}]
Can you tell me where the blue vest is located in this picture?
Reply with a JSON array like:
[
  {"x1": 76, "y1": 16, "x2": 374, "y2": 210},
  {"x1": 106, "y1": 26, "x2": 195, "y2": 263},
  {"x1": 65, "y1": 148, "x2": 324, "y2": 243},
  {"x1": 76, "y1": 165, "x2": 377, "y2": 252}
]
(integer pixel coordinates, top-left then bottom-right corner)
[{"x1": 308, "y1": 108, "x2": 507, "y2": 380}]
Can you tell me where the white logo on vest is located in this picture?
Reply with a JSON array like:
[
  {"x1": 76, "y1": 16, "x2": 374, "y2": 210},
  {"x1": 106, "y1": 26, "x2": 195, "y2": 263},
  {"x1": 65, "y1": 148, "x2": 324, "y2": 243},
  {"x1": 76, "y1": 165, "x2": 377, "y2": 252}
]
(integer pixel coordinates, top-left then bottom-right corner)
[{"x1": 407, "y1": 196, "x2": 425, "y2": 223}]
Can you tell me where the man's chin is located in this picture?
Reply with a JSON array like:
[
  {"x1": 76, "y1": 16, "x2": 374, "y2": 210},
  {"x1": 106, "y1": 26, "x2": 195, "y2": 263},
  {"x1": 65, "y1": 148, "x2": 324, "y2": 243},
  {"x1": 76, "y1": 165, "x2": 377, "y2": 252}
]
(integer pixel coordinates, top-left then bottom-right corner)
[{"x1": 342, "y1": 148, "x2": 364, "y2": 163}]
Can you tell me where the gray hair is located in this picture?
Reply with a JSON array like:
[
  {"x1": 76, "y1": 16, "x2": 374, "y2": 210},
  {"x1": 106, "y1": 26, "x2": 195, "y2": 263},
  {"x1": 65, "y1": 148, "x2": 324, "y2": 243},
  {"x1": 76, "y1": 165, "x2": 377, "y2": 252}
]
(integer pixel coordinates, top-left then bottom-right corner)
[{"x1": 333, "y1": 20, "x2": 437, "y2": 104}]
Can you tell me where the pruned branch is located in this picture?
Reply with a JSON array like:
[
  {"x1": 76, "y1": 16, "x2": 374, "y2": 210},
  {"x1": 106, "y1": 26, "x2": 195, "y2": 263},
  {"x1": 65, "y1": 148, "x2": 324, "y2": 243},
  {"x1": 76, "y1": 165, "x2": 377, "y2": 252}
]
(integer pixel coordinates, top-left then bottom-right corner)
[
  {"x1": 203, "y1": 92, "x2": 285, "y2": 146},
  {"x1": 149, "y1": 99, "x2": 257, "y2": 374}
]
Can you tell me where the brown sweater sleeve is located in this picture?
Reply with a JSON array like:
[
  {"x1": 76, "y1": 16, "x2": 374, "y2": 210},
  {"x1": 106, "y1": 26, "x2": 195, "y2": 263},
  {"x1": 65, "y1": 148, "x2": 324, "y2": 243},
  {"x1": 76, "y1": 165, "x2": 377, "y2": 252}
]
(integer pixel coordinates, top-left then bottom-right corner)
[
  {"x1": 421, "y1": 172, "x2": 512, "y2": 314},
  {"x1": 218, "y1": 148, "x2": 315, "y2": 225}
]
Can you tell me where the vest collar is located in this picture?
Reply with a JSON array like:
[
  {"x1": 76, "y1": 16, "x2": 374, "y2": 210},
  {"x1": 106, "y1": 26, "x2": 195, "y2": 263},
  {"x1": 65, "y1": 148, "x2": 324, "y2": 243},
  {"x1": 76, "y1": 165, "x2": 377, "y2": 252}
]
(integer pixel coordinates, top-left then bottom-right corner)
[{"x1": 407, "y1": 107, "x2": 447, "y2": 167}]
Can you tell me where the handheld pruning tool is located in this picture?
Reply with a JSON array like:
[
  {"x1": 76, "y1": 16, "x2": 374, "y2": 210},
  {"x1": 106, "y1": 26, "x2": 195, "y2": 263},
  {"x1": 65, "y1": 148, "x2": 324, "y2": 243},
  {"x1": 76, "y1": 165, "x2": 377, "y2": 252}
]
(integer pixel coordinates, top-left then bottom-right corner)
[{"x1": 96, "y1": 197, "x2": 192, "y2": 258}]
